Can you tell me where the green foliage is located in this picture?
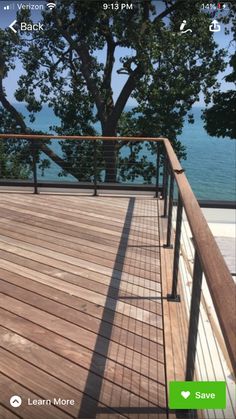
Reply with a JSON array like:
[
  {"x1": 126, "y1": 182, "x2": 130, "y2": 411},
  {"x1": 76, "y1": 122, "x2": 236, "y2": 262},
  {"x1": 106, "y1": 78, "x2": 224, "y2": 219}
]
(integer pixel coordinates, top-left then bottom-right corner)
[
  {"x1": 0, "y1": 139, "x2": 31, "y2": 179},
  {"x1": 203, "y1": 55, "x2": 236, "y2": 139},
  {"x1": 0, "y1": 0, "x2": 232, "y2": 182},
  {"x1": 58, "y1": 140, "x2": 103, "y2": 181},
  {"x1": 203, "y1": 4, "x2": 236, "y2": 140}
]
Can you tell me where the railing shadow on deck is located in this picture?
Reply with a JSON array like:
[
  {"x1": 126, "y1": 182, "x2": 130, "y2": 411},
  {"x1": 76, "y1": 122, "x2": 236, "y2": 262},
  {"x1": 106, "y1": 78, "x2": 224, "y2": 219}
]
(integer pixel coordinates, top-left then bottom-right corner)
[
  {"x1": 77, "y1": 196, "x2": 167, "y2": 417},
  {"x1": 0, "y1": 133, "x2": 235, "y2": 417},
  {"x1": 78, "y1": 197, "x2": 136, "y2": 418}
]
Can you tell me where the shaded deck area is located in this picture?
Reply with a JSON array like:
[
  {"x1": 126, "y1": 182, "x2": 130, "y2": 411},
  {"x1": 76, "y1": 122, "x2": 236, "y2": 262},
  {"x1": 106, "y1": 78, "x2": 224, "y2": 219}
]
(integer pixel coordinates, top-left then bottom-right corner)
[{"x1": 0, "y1": 193, "x2": 170, "y2": 419}]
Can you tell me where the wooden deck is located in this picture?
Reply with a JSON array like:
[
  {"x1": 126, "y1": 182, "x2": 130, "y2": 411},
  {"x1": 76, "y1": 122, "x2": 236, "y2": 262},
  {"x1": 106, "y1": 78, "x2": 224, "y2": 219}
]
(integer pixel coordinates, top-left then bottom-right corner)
[{"x1": 0, "y1": 193, "x2": 171, "y2": 419}]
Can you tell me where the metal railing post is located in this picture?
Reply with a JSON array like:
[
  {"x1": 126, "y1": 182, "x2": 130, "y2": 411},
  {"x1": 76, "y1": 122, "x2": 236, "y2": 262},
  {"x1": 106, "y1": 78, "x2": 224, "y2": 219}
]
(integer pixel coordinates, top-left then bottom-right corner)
[
  {"x1": 93, "y1": 139, "x2": 98, "y2": 196},
  {"x1": 185, "y1": 250, "x2": 203, "y2": 381},
  {"x1": 167, "y1": 192, "x2": 182, "y2": 302},
  {"x1": 164, "y1": 171, "x2": 174, "y2": 248},
  {"x1": 162, "y1": 154, "x2": 169, "y2": 217},
  {"x1": 31, "y1": 139, "x2": 38, "y2": 194},
  {"x1": 155, "y1": 144, "x2": 160, "y2": 198}
]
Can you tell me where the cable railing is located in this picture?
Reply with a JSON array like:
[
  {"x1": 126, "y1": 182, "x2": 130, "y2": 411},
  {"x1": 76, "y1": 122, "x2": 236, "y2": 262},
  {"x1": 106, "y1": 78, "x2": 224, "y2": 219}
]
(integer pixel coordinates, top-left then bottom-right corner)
[
  {"x1": 0, "y1": 133, "x2": 235, "y2": 387},
  {"x1": 0, "y1": 134, "x2": 161, "y2": 194},
  {"x1": 169, "y1": 199, "x2": 235, "y2": 417},
  {"x1": 161, "y1": 138, "x2": 235, "y2": 378}
]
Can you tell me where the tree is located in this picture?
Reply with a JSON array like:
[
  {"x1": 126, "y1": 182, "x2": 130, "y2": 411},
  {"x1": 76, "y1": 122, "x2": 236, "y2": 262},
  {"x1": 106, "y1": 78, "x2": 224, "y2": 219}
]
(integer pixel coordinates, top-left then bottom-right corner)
[
  {"x1": 203, "y1": 56, "x2": 236, "y2": 139},
  {"x1": 203, "y1": 5, "x2": 236, "y2": 140},
  {"x1": 0, "y1": 0, "x2": 226, "y2": 182},
  {"x1": 0, "y1": 139, "x2": 31, "y2": 179}
]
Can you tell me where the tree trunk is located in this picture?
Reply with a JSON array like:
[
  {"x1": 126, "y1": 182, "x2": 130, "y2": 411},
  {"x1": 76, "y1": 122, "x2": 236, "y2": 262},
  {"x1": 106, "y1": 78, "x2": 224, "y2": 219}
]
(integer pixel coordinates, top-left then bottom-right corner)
[
  {"x1": 102, "y1": 127, "x2": 117, "y2": 183},
  {"x1": 39, "y1": 142, "x2": 81, "y2": 180}
]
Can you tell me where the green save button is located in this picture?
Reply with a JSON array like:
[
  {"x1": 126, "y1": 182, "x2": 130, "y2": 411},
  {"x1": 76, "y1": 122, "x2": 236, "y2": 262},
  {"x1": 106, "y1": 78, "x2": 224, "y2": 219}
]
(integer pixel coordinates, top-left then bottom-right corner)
[{"x1": 169, "y1": 381, "x2": 226, "y2": 409}]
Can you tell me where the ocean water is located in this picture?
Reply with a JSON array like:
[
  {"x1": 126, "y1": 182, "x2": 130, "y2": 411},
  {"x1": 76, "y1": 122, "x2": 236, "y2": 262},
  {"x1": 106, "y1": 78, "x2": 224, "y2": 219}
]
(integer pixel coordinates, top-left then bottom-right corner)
[
  {"x1": 178, "y1": 108, "x2": 235, "y2": 201},
  {"x1": 13, "y1": 104, "x2": 236, "y2": 201}
]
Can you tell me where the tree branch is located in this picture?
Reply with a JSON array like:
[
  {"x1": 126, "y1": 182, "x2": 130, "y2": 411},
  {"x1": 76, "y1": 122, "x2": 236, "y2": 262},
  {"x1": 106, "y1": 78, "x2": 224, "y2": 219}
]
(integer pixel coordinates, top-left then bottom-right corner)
[
  {"x1": 154, "y1": 0, "x2": 199, "y2": 22},
  {"x1": 39, "y1": 141, "x2": 82, "y2": 179},
  {"x1": 0, "y1": 77, "x2": 27, "y2": 131},
  {"x1": 100, "y1": 23, "x2": 116, "y2": 118},
  {"x1": 76, "y1": 42, "x2": 105, "y2": 123},
  {"x1": 109, "y1": 65, "x2": 143, "y2": 128},
  {"x1": 105, "y1": 1, "x2": 154, "y2": 129},
  {"x1": 56, "y1": 17, "x2": 106, "y2": 127},
  {"x1": 0, "y1": 76, "x2": 81, "y2": 180},
  {"x1": 102, "y1": 20, "x2": 116, "y2": 92},
  {"x1": 153, "y1": 1, "x2": 180, "y2": 22}
]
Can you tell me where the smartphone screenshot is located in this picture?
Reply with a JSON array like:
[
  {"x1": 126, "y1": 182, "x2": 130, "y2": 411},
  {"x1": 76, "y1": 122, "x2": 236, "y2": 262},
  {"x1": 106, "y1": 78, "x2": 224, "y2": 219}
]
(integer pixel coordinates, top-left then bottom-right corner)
[{"x1": 0, "y1": 0, "x2": 235, "y2": 418}]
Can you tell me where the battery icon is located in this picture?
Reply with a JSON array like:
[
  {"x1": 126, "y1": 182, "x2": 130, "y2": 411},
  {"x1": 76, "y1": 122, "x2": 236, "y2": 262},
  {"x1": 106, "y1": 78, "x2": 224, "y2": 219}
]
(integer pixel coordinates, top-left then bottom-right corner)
[{"x1": 217, "y1": 2, "x2": 227, "y2": 8}]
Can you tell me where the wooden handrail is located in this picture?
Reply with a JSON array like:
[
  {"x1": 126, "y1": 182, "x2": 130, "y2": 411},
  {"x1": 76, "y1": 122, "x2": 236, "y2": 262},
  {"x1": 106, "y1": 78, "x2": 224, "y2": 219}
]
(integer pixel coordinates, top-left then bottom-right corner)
[
  {"x1": 163, "y1": 137, "x2": 236, "y2": 376},
  {"x1": 1, "y1": 133, "x2": 235, "y2": 375},
  {"x1": 0, "y1": 133, "x2": 164, "y2": 142}
]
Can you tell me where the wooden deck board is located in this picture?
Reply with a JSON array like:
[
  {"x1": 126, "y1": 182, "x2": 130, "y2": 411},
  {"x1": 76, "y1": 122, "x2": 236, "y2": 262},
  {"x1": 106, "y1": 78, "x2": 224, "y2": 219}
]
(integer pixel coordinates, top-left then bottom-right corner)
[{"x1": 0, "y1": 194, "x2": 170, "y2": 418}]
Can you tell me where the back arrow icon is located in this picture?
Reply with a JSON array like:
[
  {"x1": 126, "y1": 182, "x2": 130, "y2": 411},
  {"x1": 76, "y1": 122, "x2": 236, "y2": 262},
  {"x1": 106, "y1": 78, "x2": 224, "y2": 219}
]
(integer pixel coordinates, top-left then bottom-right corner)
[{"x1": 9, "y1": 20, "x2": 17, "y2": 33}]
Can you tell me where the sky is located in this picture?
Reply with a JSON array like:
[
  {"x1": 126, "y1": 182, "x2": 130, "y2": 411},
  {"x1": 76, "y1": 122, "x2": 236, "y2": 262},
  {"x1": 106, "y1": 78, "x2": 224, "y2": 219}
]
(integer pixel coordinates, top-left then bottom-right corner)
[{"x1": 0, "y1": 0, "x2": 235, "y2": 107}]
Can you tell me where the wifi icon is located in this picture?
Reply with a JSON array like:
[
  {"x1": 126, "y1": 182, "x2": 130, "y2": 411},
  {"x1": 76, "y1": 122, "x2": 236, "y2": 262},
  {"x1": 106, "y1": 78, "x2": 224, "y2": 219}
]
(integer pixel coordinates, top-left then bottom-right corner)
[{"x1": 47, "y1": 2, "x2": 56, "y2": 9}]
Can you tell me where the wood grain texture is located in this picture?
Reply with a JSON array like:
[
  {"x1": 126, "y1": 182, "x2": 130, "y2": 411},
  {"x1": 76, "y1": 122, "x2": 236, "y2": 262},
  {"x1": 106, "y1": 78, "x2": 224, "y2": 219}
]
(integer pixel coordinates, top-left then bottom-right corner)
[
  {"x1": 159, "y1": 200, "x2": 187, "y2": 384},
  {"x1": 0, "y1": 404, "x2": 20, "y2": 419},
  {"x1": 0, "y1": 194, "x2": 170, "y2": 418},
  {"x1": 1, "y1": 134, "x2": 234, "y2": 411}
]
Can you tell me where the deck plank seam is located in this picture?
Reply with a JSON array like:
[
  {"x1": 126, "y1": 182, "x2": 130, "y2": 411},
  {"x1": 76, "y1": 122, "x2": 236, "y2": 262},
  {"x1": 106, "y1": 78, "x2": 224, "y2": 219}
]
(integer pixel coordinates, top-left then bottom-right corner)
[
  {"x1": 0, "y1": 305, "x2": 165, "y2": 385},
  {"x1": 0, "y1": 284, "x2": 164, "y2": 363},
  {"x1": 0, "y1": 273, "x2": 163, "y2": 345},
  {"x1": 0, "y1": 326, "x2": 165, "y2": 409}
]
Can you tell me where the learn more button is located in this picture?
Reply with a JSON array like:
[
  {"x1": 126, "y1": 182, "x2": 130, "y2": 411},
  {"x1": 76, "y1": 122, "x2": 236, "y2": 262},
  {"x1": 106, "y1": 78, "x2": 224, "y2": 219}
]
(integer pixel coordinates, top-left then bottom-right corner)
[{"x1": 169, "y1": 381, "x2": 226, "y2": 409}]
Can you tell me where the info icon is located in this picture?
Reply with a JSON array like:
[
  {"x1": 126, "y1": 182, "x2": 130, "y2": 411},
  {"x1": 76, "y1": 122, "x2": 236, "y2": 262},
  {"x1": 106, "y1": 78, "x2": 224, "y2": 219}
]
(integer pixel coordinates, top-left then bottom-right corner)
[{"x1": 10, "y1": 395, "x2": 22, "y2": 408}]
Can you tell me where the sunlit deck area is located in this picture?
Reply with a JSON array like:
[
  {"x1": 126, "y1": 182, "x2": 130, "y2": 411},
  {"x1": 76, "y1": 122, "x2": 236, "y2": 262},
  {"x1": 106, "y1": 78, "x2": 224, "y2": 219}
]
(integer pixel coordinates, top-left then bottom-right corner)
[
  {"x1": 0, "y1": 192, "x2": 173, "y2": 419},
  {"x1": 0, "y1": 135, "x2": 235, "y2": 419}
]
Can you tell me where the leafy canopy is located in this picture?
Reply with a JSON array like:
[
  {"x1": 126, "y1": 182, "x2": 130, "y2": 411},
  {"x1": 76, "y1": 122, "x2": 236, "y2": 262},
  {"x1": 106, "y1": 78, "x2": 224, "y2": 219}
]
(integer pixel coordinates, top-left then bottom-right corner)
[
  {"x1": 0, "y1": 0, "x2": 228, "y2": 181},
  {"x1": 203, "y1": 4, "x2": 236, "y2": 140}
]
